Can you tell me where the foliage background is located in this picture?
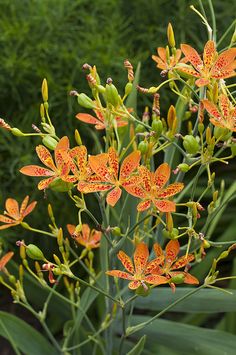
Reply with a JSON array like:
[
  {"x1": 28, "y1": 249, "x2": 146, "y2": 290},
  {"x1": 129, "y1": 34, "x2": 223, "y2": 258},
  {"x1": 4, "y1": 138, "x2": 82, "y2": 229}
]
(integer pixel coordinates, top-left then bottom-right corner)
[{"x1": 0, "y1": 0, "x2": 236, "y2": 353}]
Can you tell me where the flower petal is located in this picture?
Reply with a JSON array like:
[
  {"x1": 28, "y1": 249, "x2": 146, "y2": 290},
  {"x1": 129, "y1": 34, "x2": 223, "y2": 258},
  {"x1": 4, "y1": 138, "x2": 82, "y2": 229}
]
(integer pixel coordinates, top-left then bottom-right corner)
[
  {"x1": 137, "y1": 200, "x2": 151, "y2": 212},
  {"x1": 108, "y1": 147, "x2": 119, "y2": 179},
  {"x1": 106, "y1": 187, "x2": 122, "y2": 207},
  {"x1": 0, "y1": 223, "x2": 18, "y2": 230},
  {"x1": 0, "y1": 215, "x2": 15, "y2": 224},
  {"x1": 145, "y1": 274, "x2": 169, "y2": 285},
  {"x1": 124, "y1": 185, "x2": 146, "y2": 199},
  {"x1": 170, "y1": 271, "x2": 199, "y2": 285},
  {"x1": 22, "y1": 201, "x2": 37, "y2": 218},
  {"x1": 154, "y1": 199, "x2": 176, "y2": 212},
  {"x1": 128, "y1": 280, "x2": 141, "y2": 289},
  {"x1": 120, "y1": 150, "x2": 141, "y2": 181},
  {"x1": 219, "y1": 94, "x2": 230, "y2": 118},
  {"x1": 38, "y1": 177, "x2": 56, "y2": 190},
  {"x1": 145, "y1": 255, "x2": 165, "y2": 274},
  {"x1": 153, "y1": 243, "x2": 164, "y2": 258},
  {"x1": 89, "y1": 153, "x2": 112, "y2": 181},
  {"x1": 203, "y1": 40, "x2": 216, "y2": 69},
  {"x1": 181, "y1": 44, "x2": 203, "y2": 70},
  {"x1": 19, "y1": 196, "x2": 29, "y2": 216},
  {"x1": 171, "y1": 254, "x2": 195, "y2": 270},
  {"x1": 139, "y1": 166, "x2": 152, "y2": 192},
  {"x1": 157, "y1": 182, "x2": 184, "y2": 198},
  {"x1": 36, "y1": 145, "x2": 56, "y2": 170},
  {"x1": 211, "y1": 48, "x2": 236, "y2": 75},
  {"x1": 20, "y1": 165, "x2": 54, "y2": 177},
  {"x1": 0, "y1": 251, "x2": 14, "y2": 270},
  {"x1": 78, "y1": 181, "x2": 112, "y2": 193},
  {"x1": 165, "y1": 239, "x2": 180, "y2": 266},
  {"x1": 106, "y1": 270, "x2": 133, "y2": 280},
  {"x1": 154, "y1": 163, "x2": 170, "y2": 188},
  {"x1": 5, "y1": 198, "x2": 20, "y2": 220},
  {"x1": 195, "y1": 78, "x2": 210, "y2": 87},
  {"x1": 134, "y1": 242, "x2": 149, "y2": 274},
  {"x1": 202, "y1": 99, "x2": 221, "y2": 120},
  {"x1": 117, "y1": 250, "x2": 134, "y2": 274},
  {"x1": 76, "y1": 113, "x2": 102, "y2": 125}
]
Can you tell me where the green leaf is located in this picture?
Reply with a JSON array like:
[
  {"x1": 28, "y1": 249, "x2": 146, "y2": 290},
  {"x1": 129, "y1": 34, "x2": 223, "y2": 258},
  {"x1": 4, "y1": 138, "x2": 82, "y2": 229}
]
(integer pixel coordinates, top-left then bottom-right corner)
[
  {"x1": 0, "y1": 311, "x2": 58, "y2": 355},
  {"x1": 127, "y1": 335, "x2": 146, "y2": 355},
  {"x1": 135, "y1": 287, "x2": 236, "y2": 313},
  {"x1": 129, "y1": 315, "x2": 236, "y2": 355}
]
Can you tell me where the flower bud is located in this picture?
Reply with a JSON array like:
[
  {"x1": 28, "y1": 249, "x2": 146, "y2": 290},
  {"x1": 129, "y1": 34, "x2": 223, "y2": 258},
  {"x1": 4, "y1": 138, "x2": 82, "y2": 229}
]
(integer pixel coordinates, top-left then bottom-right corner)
[
  {"x1": 42, "y1": 136, "x2": 58, "y2": 150},
  {"x1": 112, "y1": 227, "x2": 121, "y2": 236},
  {"x1": 183, "y1": 135, "x2": 199, "y2": 154},
  {"x1": 105, "y1": 81, "x2": 120, "y2": 107},
  {"x1": 138, "y1": 141, "x2": 149, "y2": 154},
  {"x1": 11, "y1": 128, "x2": 25, "y2": 137},
  {"x1": 152, "y1": 119, "x2": 163, "y2": 136},
  {"x1": 26, "y1": 244, "x2": 45, "y2": 261},
  {"x1": 198, "y1": 123, "x2": 204, "y2": 134},
  {"x1": 125, "y1": 82, "x2": 133, "y2": 96},
  {"x1": 77, "y1": 93, "x2": 95, "y2": 109},
  {"x1": 97, "y1": 85, "x2": 106, "y2": 94},
  {"x1": 135, "y1": 124, "x2": 145, "y2": 133},
  {"x1": 75, "y1": 129, "x2": 82, "y2": 145},
  {"x1": 170, "y1": 273, "x2": 185, "y2": 284},
  {"x1": 42, "y1": 79, "x2": 48, "y2": 102},
  {"x1": 167, "y1": 23, "x2": 176, "y2": 48}
]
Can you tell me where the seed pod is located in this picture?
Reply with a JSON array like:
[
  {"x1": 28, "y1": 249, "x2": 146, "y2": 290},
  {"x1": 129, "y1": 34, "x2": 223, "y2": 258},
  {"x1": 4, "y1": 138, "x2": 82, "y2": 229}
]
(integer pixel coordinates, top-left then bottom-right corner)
[
  {"x1": 135, "y1": 283, "x2": 151, "y2": 297},
  {"x1": 135, "y1": 123, "x2": 145, "y2": 133},
  {"x1": 77, "y1": 93, "x2": 95, "y2": 109},
  {"x1": 11, "y1": 128, "x2": 25, "y2": 137},
  {"x1": 105, "y1": 82, "x2": 120, "y2": 107},
  {"x1": 125, "y1": 82, "x2": 133, "y2": 96},
  {"x1": 49, "y1": 178, "x2": 74, "y2": 192},
  {"x1": 183, "y1": 135, "x2": 199, "y2": 154},
  {"x1": 42, "y1": 136, "x2": 58, "y2": 150},
  {"x1": 26, "y1": 244, "x2": 45, "y2": 261},
  {"x1": 152, "y1": 119, "x2": 163, "y2": 136},
  {"x1": 170, "y1": 273, "x2": 185, "y2": 284},
  {"x1": 138, "y1": 140, "x2": 149, "y2": 154},
  {"x1": 178, "y1": 163, "x2": 190, "y2": 172}
]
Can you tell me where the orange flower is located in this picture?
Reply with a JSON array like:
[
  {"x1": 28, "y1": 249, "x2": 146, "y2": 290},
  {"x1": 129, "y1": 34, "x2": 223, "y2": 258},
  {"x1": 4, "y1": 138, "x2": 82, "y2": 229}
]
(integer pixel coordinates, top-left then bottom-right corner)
[
  {"x1": 78, "y1": 147, "x2": 141, "y2": 207},
  {"x1": 125, "y1": 163, "x2": 184, "y2": 212},
  {"x1": 0, "y1": 251, "x2": 14, "y2": 270},
  {"x1": 67, "y1": 224, "x2": 101, "y2": 250},
  {"x1": 20, "y1": 136, "x2": 72, "y2": 190},
  {"x1": 178, "y1": 40, "x2": 236, "y2": 87},
  {"x1": 106, "y1": 242, "x2": 168, "y2": 290},
  {"x1": 152, "y1": 239, "x2": 199, "y2": 292},
  {"x1": 202, "y1": 94, "x2": 236, "y2": 131},
  {"x1": 0, "y1": 196, "x2": 37, "y2": 230},
  {"x1": 152, "y1": 47, "x2": 182, "y2": 73},
  {"x1": 76, "y1": 108, "x2": 128, "y2": 130}
]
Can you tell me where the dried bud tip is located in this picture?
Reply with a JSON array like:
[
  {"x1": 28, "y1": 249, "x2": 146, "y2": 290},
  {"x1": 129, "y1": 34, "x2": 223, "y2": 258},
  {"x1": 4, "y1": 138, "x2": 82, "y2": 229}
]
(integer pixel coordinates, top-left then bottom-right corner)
[
  {"x1": 106, "y1": 77, "x2": 113, "y2": 85},
  {"x1": 69, "y1": 90, "x2": 79, "y2": 96},
  {"x1": 32, "y1": 124, "x2": 41, "y2": 133},
  {"x1": 82, "y1": 63, "x2": 92, "y2": 71},
  {"x1": 16, "y1": 240, "x2": 25, "y2": 247},
  {"x1": 0, "y1": 118, "x2": 11, "y2": 130}
]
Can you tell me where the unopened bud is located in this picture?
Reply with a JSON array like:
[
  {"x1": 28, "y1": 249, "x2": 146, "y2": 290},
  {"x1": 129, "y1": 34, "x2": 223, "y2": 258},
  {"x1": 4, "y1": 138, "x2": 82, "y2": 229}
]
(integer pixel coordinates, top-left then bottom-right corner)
[
  {"x1": 42, "y1": 78, "x2": 48, "y2": 102},
  {"x1": 11, "y1": 128, "x2": 25, "y2": 137},
  {"x1": 26, "y1": 244, "x2": 46, "y2": 261},
  {"x1": 77, "y1": 93, "x2": 95, "y2": 109},
  {"x1": 42, "y1": 136, "x2": 58, "y2": 150},
  {"x1": 167, "y1": 23, "x2": 176, "y2": 48}
]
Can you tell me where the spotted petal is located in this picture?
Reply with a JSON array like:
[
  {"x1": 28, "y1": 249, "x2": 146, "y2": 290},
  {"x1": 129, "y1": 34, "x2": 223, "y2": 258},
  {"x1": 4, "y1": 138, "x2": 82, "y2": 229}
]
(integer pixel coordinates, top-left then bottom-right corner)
[
  {"x1": 171, "y1": 254, "x2": 195, "y2": 270},
  {"x1": 181, "y1": 44, "x2": 203, "y2": 70},
  {"x1": 211, "y1": 48, "x2": 236, "y2": 76},
  {"x1": 20, "y1": 165, "x2": 54, "y2": 177},
  {"x1": 36, "y1": 145, "x2": 56, "y2": 170},
  {"x1": 106, "y1": 187, "x2": 122, "y2": 207},
  {"x1": 117, "y1": 250, "x2": 134, "y2": 274},
  {"x1": 5, "y1": 198, "x2": 20, "y2": 220},
  {"x1": 157, "y1": 182, "x2": 184, "y2": 198},
  {"x1": 120, "y1": 150, "x2": 141, "y2": 181},
  {"x1": 153, "y1": 243, "x2": 164, "y2": 258},
  {"x1": 22, "y1": 201, "x2": 37, "y2": 218},
  {"x1": 145, "y1": 256, "x2": 165, "y2": 274},
  {"x1": 108, "y1": 147, "x2": 119, "y2": 179},
  {"x1": 0, "y1": 251, "x2": 14, "y2": 270},
  {"x1": 154, "y1": 163, "x2": 170, "y2": 188},
  {"x1": 106, "y1": 270, "x2": 133, "y2": 280},
  {"x1": 78, "y1": 181, "x2": 112, "y2": 193},
  {"x1": 134, "y1": 242, "x2": 149, "y2": 274},
  {"x1": 145, "y1": 274, "x2": 169, "y2": 285},
  {"x1": 203, "y1": 40, "x2": 216, "y2": 69},
  {"x1": 165, "y1": 239, "x2": 180, "y2": 266},
  {"x1": 137, "y1": 200, "x2": 151, "y2": 212},
  {"x1": 38, "y1": 176, "x2": 56, "y2": 190},
  {"x1": 19, "y1": 196, "x2": 29, "y2": 216},
  {"x1": 154, "y1": 199, "x2": 176, "y2": 212},
  {"x1": 0, "y1": 215, "x2": 16, "y2": 224},
  {"x1": 76, "y1": 113, "x2": 102, "y2": 126}
]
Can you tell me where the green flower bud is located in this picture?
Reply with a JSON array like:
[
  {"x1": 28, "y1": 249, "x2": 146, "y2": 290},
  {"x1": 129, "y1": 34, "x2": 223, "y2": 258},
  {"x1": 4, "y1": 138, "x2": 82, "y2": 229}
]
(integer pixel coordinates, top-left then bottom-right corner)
[
  {"x1": 152, "y1": 119, "x2": 163, "y2": 136},
  {"x1": 170, "y1": 273, "x2": 185, "y2": 284},
  {"x1": 183, "y1": 135, "x2": 199, "y2": 155},
  {"x1": 135, "y1": 283, "x2": 151, "y2": 297},
  {"x1": 198, "y1": 123, "x2": 204, "y2": 134},
  {"x1": 42, "y1": 136, "x2": 58, "y2": 150},
  {"x1": 42, "y1": 78, "x2": 48, "y2": 102},
  {"x1": 178, "y1": 163, "x2": 190, "y2": 172},
  {"x1": 162, "y1": 228, "x2": 179, "y2": 240},
  {"x1": 97, "y1": 85, "x2": 106, "y2": 94},
  {"x1": 231, "y1": 144, "x2": 236, "y2": 157},
  {"x1": 112, "y1": 227, "x2": 121, "y2": 236},
  {"x1": 125, "y1": 82, "x2": 133, "y2": 96},
  {"x1": 11, "y1": 128, "x2": 25, "y2": 137},
  {"x1": 138, "y1": 141, "x2": 149, "y2": 154},
  {"x1": 49, "y1": 178, "x2": 74, "y2": 192},
  {"x1": 26, "y1": 244, "x2": 45, "y2": 261},
  {"x1": 213, "y1": 126, "x2": 231, "y2": 141},
  {"x1": 105, "y1": 82, "x2": 120, "y2": 107},
  {"x1": 135, "y1": 124, "x2": 145, "y2": 133},
  {"x1": 77, "y1": 93, "x2": 95, "y2": 109}
]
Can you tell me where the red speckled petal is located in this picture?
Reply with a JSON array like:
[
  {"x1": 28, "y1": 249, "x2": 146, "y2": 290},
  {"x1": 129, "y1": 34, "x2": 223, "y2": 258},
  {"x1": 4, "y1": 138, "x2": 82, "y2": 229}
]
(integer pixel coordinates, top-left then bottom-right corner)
[
  {"x1": 77, "y1": 181, "x2": 112, "y2": 193},
  {"x1": 139, "y1": 166, "x2": 152, "y2": 192},
  {"x1": 38, "y1": 177, "x2": 56, "y2": 190},
  {"x1": 154, "y1": 199, "x2": 176, "y2": 212},
  {"x1": 106, "y1": 270, "x2": 133, "y2": 280},
  {"x1": 157, "y1": 182, "x2": 184, "y2": 198},
  {"x1": 120, "y1": 150, "x2": 141, "y2": 181},
  {"x1": 181, "y1": 44, "x2": 203, "y2": 70},
  {"x1": 154, "y1": 163, "x2": 170, "y2": 188},
  {"x1": 0, "y1": 251, "x2": 14, "y2": 270},
  {"x1": 20, "y1": 165, "x2": 54, "y2": 177},
  {"x1": 22, "y1": 201, "x2": 37, "y2": 218},
  {"x1": 108, "y1": 147, "x2": 119, "y2": 179},
  {"x1": 219, "y1": 94, "x2": 230, "y2": 118},
  {"x1": 177, "y1": 65, "x2": 201, "y2": 77},
  {"x1": 89, "y1": 153, "x2": 112, "y2": 181},
  {"x1": 124, "y1": 185, "x2": 146, "y2": 199},
  {"x1": 19, "y1": 196, "x2": 29, "y2": 216},
  {"x1": 195, "y1": 78, "x2": 210, "y2": 87},
  {"x1": 36, "y1": 145, "x2": 56, "y2": 170},
  {"x1": 106, "y1": 187, "x2": 122, "y2": 207},
  {"x1": 211, "y1": 48, "x2": 236, "y2": 75},
  {"x1": 203, "y1": 40, "x2": 216, "y2": 69},
  {"x1": 5, "y1": 198, "x2": 20, "y2": 220},
  {"x1": 165, "y1": 239, "x2": 180, "y2": 266},
  {"x1": 55, "y1": 137, "x2": 70, "y2": 167},
  {"x1": 134, "y1": 242, "x2": 149, "y2": 274},
  {"x1": 171, "y1": 254, "x2": 195, "y2": 270},
  {"x1": 153, "y1": 243, "x2": 164, "y2": 258},
  {"x1": 137, "y1": 200, "x2": 151, "y2": 212},
  {"x1": 71, "y1": 145, "x2": 88, "y2": 170},
  {"x1": 0, "y1": 215, "x2": 15, "y2": 224},
  {"x1": 128, "y1": 280, "x2": 141, "y2": 290},
  {"x1": 117, "y1": 250, "x2": 134, "y2": 274},
  {"x1": 145, "y1": 255, "x2": 165, "y2": 274},
  {"x1": 67, "y1": 224, "x2": 75, "y2": 235},
  {"x1": 145, "y1": 274, "x2": 169, "y2": 285},
  {"x1": 202, "y1": 99, "x2": 221, "y2": 120},
  {"x1": 0, "y1": 223, "x2": 18, "y2": 230}
]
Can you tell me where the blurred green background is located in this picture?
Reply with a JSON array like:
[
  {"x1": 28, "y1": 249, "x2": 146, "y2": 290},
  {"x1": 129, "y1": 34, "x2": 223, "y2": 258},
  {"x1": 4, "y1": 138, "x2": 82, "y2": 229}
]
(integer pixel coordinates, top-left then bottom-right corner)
[{"x1": 0, "y1": 0, "x2": 236, "y2": 353}]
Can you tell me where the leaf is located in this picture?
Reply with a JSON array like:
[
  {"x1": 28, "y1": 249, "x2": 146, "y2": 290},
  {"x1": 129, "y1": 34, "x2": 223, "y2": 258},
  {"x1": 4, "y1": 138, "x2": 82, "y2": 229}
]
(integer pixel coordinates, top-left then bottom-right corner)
[
  {"x1": 0, "y1": 311, "x2": 58, "y2": 355},
  {"x1": 135, "y1": 287, "x2": 236, "y2": 313},
  {"x1": 129, "y1": 315, "x2": 236, "y2": 355},
  {"x1": 127, "y1": 335, "x2": 146, "y2": 355}
]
